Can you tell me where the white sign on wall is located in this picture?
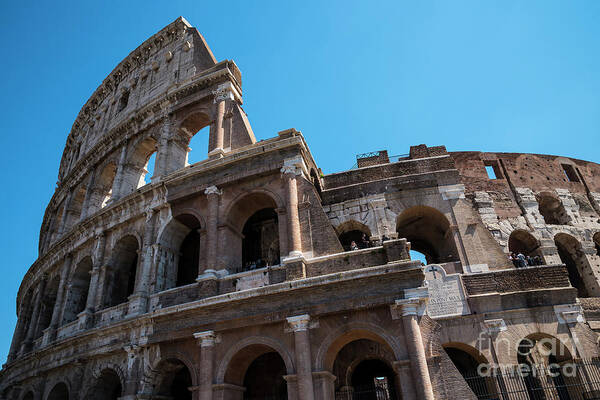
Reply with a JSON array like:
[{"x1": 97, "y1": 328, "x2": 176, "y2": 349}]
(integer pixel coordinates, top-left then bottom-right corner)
[{"x1": 424, "y1": 265, "x2": 470, "y2": 318}]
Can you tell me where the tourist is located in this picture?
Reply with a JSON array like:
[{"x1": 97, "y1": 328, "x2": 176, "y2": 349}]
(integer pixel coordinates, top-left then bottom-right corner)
[{"x1": 350, "y1": 241, "x2": 359, "y2": 251}]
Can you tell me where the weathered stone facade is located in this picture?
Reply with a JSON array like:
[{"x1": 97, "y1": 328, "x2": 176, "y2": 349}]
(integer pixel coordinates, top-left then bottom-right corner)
[{"x1": 2, "y1": 17, "x2": 600, "y2": 400}]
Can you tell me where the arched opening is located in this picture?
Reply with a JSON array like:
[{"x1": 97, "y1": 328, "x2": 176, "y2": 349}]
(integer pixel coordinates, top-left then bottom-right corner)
[
  {"x1": 555, "y1": 233, "x2": 592, "y2": 298},
  {"x1": 537, "y1": 192, "x2": 570, "y2": 225},
  {"x1": 508, "y1": 230, "x2": 544, "y2": 267},
  {"x1": 156, "y1": 214, "x2": 202, "y2": 291},
  {"x1": 62, "y1": 257, "x2": 93, "y2": 324},
  {"x1": 332, "y1": 338, "x2": 398, "y2": 400},
  {"x1": 517, "y1": 334, "x2": 574, "y2": 400},
  {"x1": 94, "y1": 162, "x2": 117, "y2": 211},
  {"x1": 152, "y1": 359, "x2": 193, "y2": 400},
  {"x1": 226, "y1": 192, "x2": 281, "y2": 273},
  {"x1": 336, "y1": 220, "x2": 372, "y2": 251},
  {"x1": 224, "y1": 344, "x2": 288, "y2": 400},
  {"x1": 65, "y1": 185, "x2": 87, "y2": 229},
  {"x1": 35, "y1": 276, "x2": 60, "y2": 339},
  {"x1": 396, "y1": 206, "x2": 459, "y2": 264},
  {"x1": 121, "y1": 137, "x2": 158, "y2": 194},
  {"x1": 88, "y1": 369, "x2": 122, "y2": 400},
  {"x1": 443, "y1": 344, "x2": 495, "y2": 399},
  {"x1": 105, "y1": 235, "x2": 139, "y2": 308},
  {"x1": 594, "y1": 232, "x2": 600, "y2": 257},
  {"x1": 180, "y1": 112, "x2": 210, "y2": 165},
  {"x1": 47, "y1": 383, "x2": 69, "y2": 400},
  {"x1": 242, "y1": 208, "x2": 280, "y2": 270}
]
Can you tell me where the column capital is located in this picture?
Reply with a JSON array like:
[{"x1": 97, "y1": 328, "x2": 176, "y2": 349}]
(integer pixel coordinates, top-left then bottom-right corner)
[
  {"x1": 287, "y1": 314, "x2": 311, "y2": 332},
  {"x1": 204, "y1": 185, "x2": 222, "y2": 196},
  {"x1": 212, "y1": 82, "x2": 240, "y2": 103},
  {"x1": 194, "y1": 330, "x2": 219, "y2": 347},
  {"x1": 281, "y1": 165, "x2": 301, "y2": 177},
  {"x1": 391, "y1": 298, "x2": 425, "y2": 318}
]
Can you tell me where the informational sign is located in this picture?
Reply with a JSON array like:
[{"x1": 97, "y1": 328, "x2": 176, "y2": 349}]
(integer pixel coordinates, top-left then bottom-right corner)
[{"x1": 424, "y1": 265, "x2": 470, "y2": 318}]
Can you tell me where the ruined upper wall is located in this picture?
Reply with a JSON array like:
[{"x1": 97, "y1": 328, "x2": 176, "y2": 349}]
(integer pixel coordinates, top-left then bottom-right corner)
[
  {"x1": 452, "y1": 151, "x2": 600, "y2": 219},
  {"x1": 57, "y1": 17, "x2": 220, "y2": 184}
]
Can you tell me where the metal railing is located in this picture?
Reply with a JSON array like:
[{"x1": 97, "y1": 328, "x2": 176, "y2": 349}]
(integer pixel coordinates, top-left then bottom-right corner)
[
  {"x1": 463, "y1": 359, "x2": 600, "y2": 400},
  {"x1": 335, "y1": 385, "x2": 398, "y2": 400}
]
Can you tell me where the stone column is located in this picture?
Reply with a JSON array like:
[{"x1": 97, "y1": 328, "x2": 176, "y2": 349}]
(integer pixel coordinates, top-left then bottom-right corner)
[
  {"x1": 129, "y1": 211, "x2": 157, "y2": 316},
  {"x1": 57, "y1": 191, "x2": 73, "y2": 235},
  {"x1": 45, "y1": 255, "x2": 73, "y2": 343},
  {"x1": 110, "y1": 141, "x2": 129, "y2": 201},
  {"x1": 194, "y1": 331, "x2": 217, "y2": 400},
  {"x1": 287, "y1": 314, "x2": 315, "y2": 400},
  {"x1": 482, "y1": 319, "x2": 509, "y2": 397},
  {"x1": 208, "y1": 83, "x2": 234, "y2": 158},
  {"x1": 7, "y1": 311, "x2": 27, "y2": 362},
  {"x1": 79, "y1": 170, "x2": 97, "y2": 220},
  {"x1": 204, "y1": 186, "x2": 222, "y2": 274},
  {"x1": 281, "y1": 166, "x2": 303, "y2": 258},
  {"x1": 392, "y1": 298, "x2": 434, "y2": 400},
  {"x1": 276, "y1": 208, "x2": 289, "y2": 259},
  {"x1": 21, "y1": 278, "x2": 46, "y2": 354},
  {"x1": 78, "y1": 233, "x2": 106, "y2": 328}
]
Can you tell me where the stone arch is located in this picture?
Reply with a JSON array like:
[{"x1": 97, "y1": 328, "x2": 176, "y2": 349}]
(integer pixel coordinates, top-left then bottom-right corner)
[
  {"x1": 156, "y1": 213, "x2": 203, "y2": 291},
  {"x1": 121, "y1": 135, "x2": 158, "y2": 194},
  {"x1": 594, "y1": 232, "x2": 600, "y2": 256},
  {"x1": 316, "y1": 323, "x2": 405, "y2": 371},
  {"x1": 64, "y1": 184, "x2": 87, "y2": 230},
  {"x1": 178, "y1": 110, "x2": 211, "y2": 164},
  {"x1": 45, "y1": 381, "x2": 70, "y2": 400},
  {"x1": 508, "y1": 229, "x2": 544, "y2": 263},
  {"x1": 216, "y1": 336, "x2": 295, "y2": 384},
  {"x1": 224, "y1": 191, "x2": 284, "y2": 272},
  {"x1": 396, "y1": 205, "x2": 459, "y2": 264},
  {"x1": 146, "y1": 357, "x2": 195, "y2": 399},
  {"x1": 104, "y1": 234, "x2": 140, "y2": 308},
  {"x1": 35, "y1": 274, "x2": 61, "y2": 339},
  {"x1": 442, "y1": 342, "x2": 496, "y2": 399},
  {"x1": 62, "y1": 256, "x2": 93, "y2": 324},
  {"x1": 537, "y1": 191, "x2": 570, "y2": 225},
  {"x1": 335, "y1": 220, "x2": 372, "y2": 251},
  {"x1": 554, "y1": 233, "x2": 596, "y2": 297},
  {"x1": 89, "y1": 160, "x2": 118, "y2": 213},
  {"x1": 341, "y1": 344, "x2": 397, "y2": 388},
  {"x1": 84, "y1": 368, "x2": 124, "y2": 400}
]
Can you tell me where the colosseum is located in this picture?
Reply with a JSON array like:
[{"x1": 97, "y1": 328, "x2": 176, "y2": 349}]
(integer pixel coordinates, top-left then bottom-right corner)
[{"x1": 2, "y1": 16, "x2": 600, "y2": 400}]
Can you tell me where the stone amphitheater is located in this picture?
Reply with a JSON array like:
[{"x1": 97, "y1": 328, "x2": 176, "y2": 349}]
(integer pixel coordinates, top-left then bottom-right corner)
[{"x1": 2, "y1": 16, "x2": 600, "y2": 400}]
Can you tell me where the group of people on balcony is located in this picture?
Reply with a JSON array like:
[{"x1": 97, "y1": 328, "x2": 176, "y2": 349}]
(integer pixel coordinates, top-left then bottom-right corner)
[
  {"x1": 349, "y1": 233, "x2": 373, "y2": 251},
  {"x1": 510, "y1": 252, "x2": 543, "y2": 268}
]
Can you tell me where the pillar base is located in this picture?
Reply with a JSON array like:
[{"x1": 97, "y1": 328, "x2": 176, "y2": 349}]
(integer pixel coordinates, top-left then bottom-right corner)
[
  {"x1": 208, "y1": 148, "x2": 226, "y2": 159},
  {"x1": 127, "y1": 294, "x2": 148, "y2": 316}
]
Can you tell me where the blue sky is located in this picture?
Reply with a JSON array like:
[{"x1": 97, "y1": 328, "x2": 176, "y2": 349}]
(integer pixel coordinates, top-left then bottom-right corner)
[{"x1": 0, "y1": 1, "x2": 599, "y2": 362}]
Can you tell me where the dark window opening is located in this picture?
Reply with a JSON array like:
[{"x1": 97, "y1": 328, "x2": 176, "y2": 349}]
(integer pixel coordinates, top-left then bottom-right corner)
[
  {"x1": 107, "y1": 236, "x2": 139, "y2": 308},
  {"x1": 445, "y1": 347, "x2": 494, "y2": 399},
  {"x1": 177, "y1": 230, "x2": 200, "y2": 287},
  {"x1": 242, "y1": 208, "x2": 280, "y2": 270},
  {"x1": 243, "y1": 352, "x2": 288, "y2": 400},
  {"x1": 561, "y1": 164, "x2": 580, "y2": 183},
  {"x1": 350, "y1": 359, "x2": 397, "y2": 400},
  {"x1": 117, "y1": 91, "x2": 129, "y2": 113},
  {"x1": 339, "y1": 229, "x2": 371, "y2": 251}
]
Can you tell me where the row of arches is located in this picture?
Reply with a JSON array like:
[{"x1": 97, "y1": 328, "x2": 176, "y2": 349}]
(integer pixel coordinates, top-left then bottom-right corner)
[
  {"x1": 444, "y1": 333, "x2": 577, "y2": 400},
  {"x1": 336, "y1": 206, "x2": 460, "y2": 265},
  {"x1": 45, "y1": 112, "x2": 213, "y2": 252},
  {"x1": 508, "y1": 229, "x2": 600, "y2": 298}
]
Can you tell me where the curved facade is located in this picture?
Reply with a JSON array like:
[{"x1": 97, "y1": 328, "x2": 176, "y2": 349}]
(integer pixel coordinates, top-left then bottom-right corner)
[{"x1": 3, "y1": 16, "x2": 600, "y2": 400}]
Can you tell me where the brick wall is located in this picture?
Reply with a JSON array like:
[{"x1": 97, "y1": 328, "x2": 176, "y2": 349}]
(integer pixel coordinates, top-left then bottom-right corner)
[{"x1": 462, "y1": 265, "x2": 571, "y2": 296}]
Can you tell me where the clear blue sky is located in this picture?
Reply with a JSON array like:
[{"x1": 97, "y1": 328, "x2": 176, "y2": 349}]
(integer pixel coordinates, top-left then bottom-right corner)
[{"x1": 1, "y1": 1, "x2": 599, "y2": 362}]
